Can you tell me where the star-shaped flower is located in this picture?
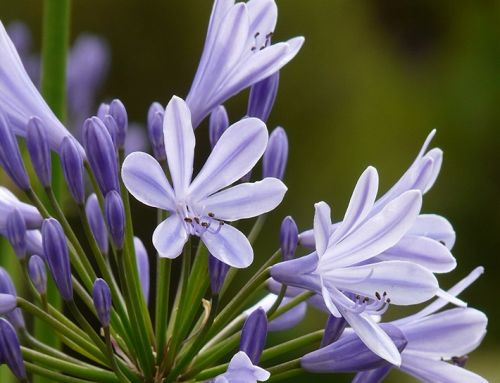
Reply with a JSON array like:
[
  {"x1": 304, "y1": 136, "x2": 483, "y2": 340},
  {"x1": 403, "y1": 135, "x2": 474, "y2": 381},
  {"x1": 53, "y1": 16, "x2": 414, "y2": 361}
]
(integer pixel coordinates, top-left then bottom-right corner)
[{"x1": 122, "y1": 96, "x2": 286, "y2": 268}]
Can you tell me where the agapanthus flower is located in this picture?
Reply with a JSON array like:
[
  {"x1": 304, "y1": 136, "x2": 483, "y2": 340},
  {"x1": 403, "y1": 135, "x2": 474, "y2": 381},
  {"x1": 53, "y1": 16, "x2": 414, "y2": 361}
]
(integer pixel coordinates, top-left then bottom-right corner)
[
  {"x1": 212, "y1": 351, "x2": 270, "y2": 383},
  {"x1": 272, "y1": 166, "x2": 440, "y2": 365},
  {"x1": 299, "y1": 130, "x2": 456, "y2": 274},
  {"x1": 0, "y1": 187, "x2": 41, "y2": 231},
  {"x1": 353, "y1": 266, "x2": 487, "y2": 383},
  {"x1": 186, "y1": 0, "x2": 304, "y2": 127},
  {"x1": 0, "y1": 21, "x2": 82, "y2": 153},
  {"x1": 122, "y1": 96, "x2": 286, "y2": 268}
]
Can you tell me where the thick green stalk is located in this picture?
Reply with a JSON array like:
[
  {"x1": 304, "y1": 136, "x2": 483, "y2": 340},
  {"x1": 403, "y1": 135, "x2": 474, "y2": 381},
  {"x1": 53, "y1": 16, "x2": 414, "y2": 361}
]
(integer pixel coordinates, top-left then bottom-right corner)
[
  {"x1": 25, "y1": 362, "x2": 95, "y2": 383},
  {"x1": 260, "y1": 330, "x2": 323, "y2": 363}
]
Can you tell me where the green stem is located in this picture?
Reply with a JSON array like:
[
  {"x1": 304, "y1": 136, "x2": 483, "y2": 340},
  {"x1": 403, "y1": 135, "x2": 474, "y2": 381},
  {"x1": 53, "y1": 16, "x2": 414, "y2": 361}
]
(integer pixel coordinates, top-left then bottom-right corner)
[
  {"x1": 268, "y1": 291, "x2": 314, "y2": 321},
  {"x1": 104, "y1": 327, "x2": 130, "y2": 383},
  {"x1": 25, "y1": 362, "x2": 94, "y2": 383},
  {"x1": 266, "y1": 284, "x2": 287, "y2": 317},
  {"x1": 260, "y1": 330, "x2": 323, "y2": 363},
  {"x1": 248, "y1": 215, "x2": 267, "y2": 244},
  {"x1": 267, "y1": 369, "x2": 304, "y2": 382},
  {"x1": 267, "y1": 359, "x2": 301, "y2": 376}
]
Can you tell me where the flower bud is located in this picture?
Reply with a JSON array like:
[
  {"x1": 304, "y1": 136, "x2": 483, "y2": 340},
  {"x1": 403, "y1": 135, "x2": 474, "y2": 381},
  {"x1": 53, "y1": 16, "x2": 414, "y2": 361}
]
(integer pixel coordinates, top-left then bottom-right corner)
[
  {"x1": 247, "y1": 71, "x2": 280, "y2": 123},
  {"x1": 0, "y1": 112, "x2": 30, "y2": 190},
  {"x1": 208, "y1": 254, "x2": 229, "y2": 295},
  {"x1": 134, "y1": 237, "x2": 150, "y2": 302},
  {"x1": 109, "y1": 99, "x2": 128, "y2": 148},
  {"x1": 0, "y1": 268, "x2": 24, "y2": 329},
  {"x1": 262, "y1": 126, "x2": 288, "y2": 180},
  {"x1": 105, "y1": 190, "x2": 125, "y2": 249},
  {"x1": 0, "y1": 294, "x2": 17, "y2": 315},
  {"x1": 28, "y1": 255, "x2": 47, "y2": 295},
  {"x1": 240, "y1": 307, "x2": 268, "y2": 364},
  {"x1": 97, "y1": 102, "x2": 110, "y2": 120},
  {"x1": 103, "y1": 114, "x2": 118, "y2": 147},
  {"x1": 147, "y1": 102, "x2": 165, "y2": 161},
  {"x1": 85, "y1": 194, "x2": 108, "y2": 254},
  {"x1": 280, "y1": 216, "x2": 298, "y2": 261},
  {"x1": 42, "y1": 218, "x2": 73, "y2": 301},
  {"x1": 92, "y1": 278, "x2": 112, "y2": 327},
  {"x1": 83, "y1": 117, "x2": 119, "y2": 195},
  {"x1": 6, "y1": 209, "x2": 27, "y2": 259},
  {"x1": 26, "y1": 116, "x2": 52, "y2": 187},
  {"x1": 320, "y1": 315, "x2": 347, "y2": 347},
  {"x1": 60, "y1": 136, "x2": 85, "y2": 204},
  {"x1": 209, "y1": 105, "x2": 229, "y2": 149},
  {"x1": 301, "y1": 324, "x2": 407, "y2": 373},
  {"x1": 0, "y1": 318, "x2": 26, "y2": 380}
]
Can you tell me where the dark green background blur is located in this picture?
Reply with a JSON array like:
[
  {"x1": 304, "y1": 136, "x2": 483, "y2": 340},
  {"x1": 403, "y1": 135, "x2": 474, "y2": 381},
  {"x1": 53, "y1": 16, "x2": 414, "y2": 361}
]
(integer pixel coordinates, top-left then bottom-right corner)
[{"x1": 1, "y1": 1, "x2": 499, "y2": 382}]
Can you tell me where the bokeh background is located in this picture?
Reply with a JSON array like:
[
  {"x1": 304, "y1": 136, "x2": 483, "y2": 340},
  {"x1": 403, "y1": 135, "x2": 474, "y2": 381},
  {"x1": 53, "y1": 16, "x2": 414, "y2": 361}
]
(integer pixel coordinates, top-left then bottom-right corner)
[{"x1": 1, "y1": 0, "x2": 499, "y2": 382}]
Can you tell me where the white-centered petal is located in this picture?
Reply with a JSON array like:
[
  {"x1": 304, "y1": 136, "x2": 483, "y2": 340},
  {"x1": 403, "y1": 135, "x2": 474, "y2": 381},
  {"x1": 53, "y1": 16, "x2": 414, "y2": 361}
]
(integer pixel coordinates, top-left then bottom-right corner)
[
  {"x1": 313, "y1": 202, "x2": 332, "y2": 257},
  {"x1": 201, "y1": 224, "x2": 253, "y2": 268},
  {"x1": 152, "y1": 215, "x2": 188, "y2": 259}
]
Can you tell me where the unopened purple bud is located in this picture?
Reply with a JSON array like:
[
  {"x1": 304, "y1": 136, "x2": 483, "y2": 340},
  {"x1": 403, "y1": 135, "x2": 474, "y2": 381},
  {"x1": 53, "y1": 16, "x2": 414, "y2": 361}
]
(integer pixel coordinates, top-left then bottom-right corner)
[
  {"x1": 0, "y1": 294, "x2": 17, "y2": 315},
  {"x1": 208, "y1": 254, "x2": 229, "y2": 295},
  {"x1": 83, "y1": 117, "x2": 119, "y2": 195},
  {"x1": 42, "y1": 218, "x2": 73, "y2": 301},
  {"x1": 103, "y1": 115, "x2": 118, "y2": 147},
  {"x1": 134, "y1": 237, "x2": 150, "y2": 302},
  {"x1": 280, "y1": 216, "x2": 298, "y2": 261},
  {"x1": 26, "y1": 117, "x2": 52, "y2": 187},
  {"x1": 209, "y1": 105, "x2": 229, "y2": 149},
  {"x1": 60, "y1": 137, "x2": 85, "y2": 204},
  {"x1": 239, "y1": 307, "x2": 268, "y2": 364},
  {"x1": 92, "y1": 278, "x2": 112, "y2": 327},
  {"x1": 0, "y1": 113, "x2": 30, "y2": 190},
  {"x1": 352, "y1": 365, "x2": 392, "y2": 383},
  {"x1": 85, "y1": 194, "x2": 108, "y2": 254},
  {"x1": 97, "y1": 102, "x2": 110, "y2": 120},
  {"x1": 301, "y1": 324, "x2": 407, "y2": 373},
  {"x1": 263, "y1": 127, "x2": 288, "y2": 180},
  {"x1": 28, "y1": 255, "x2": 47, "y2": 295},
  {"x1": 0, "y1": 318, "x2": 27, "y2": 379},
  {"x1": 0, "y1": 268, "x2": 24, "y2": 329},
  {"x1": 6, "y1": 209, "x2": 27, "y2": 259},
  {"x1": 105, "y1": 191, "x2": 125, "y2": 249},
  {"x1": 247, "y1": 71, "x2": 280, "y2": 123},
  {"x1": 320, "y1": 315, "x2": 347, "y2": 347},
  {"x1": 147, "y1": 103, "x2": 165, "y2": 161},
  {"x1": 109, "y1": 99, "x2": 128, "y2": 148}
]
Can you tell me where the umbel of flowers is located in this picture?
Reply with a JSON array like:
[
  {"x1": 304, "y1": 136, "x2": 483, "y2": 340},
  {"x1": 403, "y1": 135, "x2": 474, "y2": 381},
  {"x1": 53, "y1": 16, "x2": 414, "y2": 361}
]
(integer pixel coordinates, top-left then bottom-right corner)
[{"x1": 0, "y1": 0, "x2": 487, "y2": 382}]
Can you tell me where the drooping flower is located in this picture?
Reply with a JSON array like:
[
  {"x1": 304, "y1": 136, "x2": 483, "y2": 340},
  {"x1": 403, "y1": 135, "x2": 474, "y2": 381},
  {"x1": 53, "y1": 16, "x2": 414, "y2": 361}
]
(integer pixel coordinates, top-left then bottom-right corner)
[
  {"x1": 299, "y1": 130, "x2": 456, "y2": 274},
  {"x1": 352, "y1": 267, "x2": 487, "y2": 383},
  {"x1": 272, "y1": 166, "x2": 441, "y2": 365},
  {"x1": 0, "y1": 21, "x2": 82, "y2": 153},
  {"x1": 186, "y1": 0, "x2": 304, "y2": 127},
  {"x1": 122, "y1": 96, "x2": 287, "y2": 268}
]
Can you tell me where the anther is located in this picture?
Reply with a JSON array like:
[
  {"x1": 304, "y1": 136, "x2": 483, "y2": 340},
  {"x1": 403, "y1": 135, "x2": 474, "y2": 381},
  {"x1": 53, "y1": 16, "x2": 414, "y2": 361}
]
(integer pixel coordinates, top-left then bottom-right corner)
[
  {"x1": 184, "y1": 218, "x2": 192, "y2": 223},
  {"x1": 375, "y1": 292, "x2": 381, "y2": 300},
  {"x1": 194, "y1": 217, "x2": 200, "y2": 224},
  {"x1": 208, "y1": 212, "x2": 215, "y2": 218}
]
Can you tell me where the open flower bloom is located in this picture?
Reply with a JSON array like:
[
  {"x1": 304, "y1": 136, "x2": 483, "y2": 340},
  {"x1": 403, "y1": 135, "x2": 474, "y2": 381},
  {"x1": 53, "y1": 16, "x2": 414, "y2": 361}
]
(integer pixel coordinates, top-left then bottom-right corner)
[
  {"x1": 353, "y1": 267, "x2": 487, "y2": 383},
  {"x1": 272, "y1": 166, "x2": 441, "y2": 365},
  {"x1": 212, "y1": 351, "x2": 270, "y2": 383},
  {"x1": 186, "y1": 0, "x2": 304, "y2": 127},
  {"x1": 0, "y1": 22, "x2": 81, "y2": 153},
  {"x1": 122, "y1": 96, "x2": 286, "y2": 268},
  {"x1": 299, "y1": 130, "x2": 456, "y2": 274}
]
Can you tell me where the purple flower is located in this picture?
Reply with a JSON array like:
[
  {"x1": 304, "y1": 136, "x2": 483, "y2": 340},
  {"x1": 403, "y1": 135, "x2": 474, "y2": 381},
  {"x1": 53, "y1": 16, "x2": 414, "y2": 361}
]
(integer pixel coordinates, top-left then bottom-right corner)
[
  {"x1": 209, "y1": 105, "x2": 229, "y2": 149},
  {"x1": 240, "y1": 308, "x2": 268, "y2": 364},
  {"x1": 93, "y1": 278, "x2": 112, "y2": 327},
  {"x1": 147, "y1": 102, "x2": 166, "y2": 161},
  {"x1": 85, "y1": 194, "x2": 109, "y2": 255},
  {"x1": 354, "y1": 267, "x2": 487, "y2": 383},
  {"x1": 60, "y1": 136, "x2": 86, "y2": 204},
  {"x1": 272, "y1": 166, "x2": 440, "y2": 365},
  {"x1": 26, "y1": 116, "x2": 52, "y2": 187},
  {"x1": 0, "y1": 187, "x2": 42, "y2": 231},
  {"x1": 280, "y1": 216, "x2": 298, "y2": 261},
  {"x1": 0, "y1": 268, "x2": 24, "y2": 329},
  {"x1": 208, "y1": 254, "x2": 230, "y2": 295},
  {"x1": 104, "y1": 190, "x2": 125, "y2": 249},
  {"x1": 185, "y1": 0, "x2": 304, "y2": 127},
  {"x1": 28, "y1": 255, "x2": 47, "y2": 295},
  {"x1": 5, "y1": 209, "x2": 27, "y2": 259},
  {"x1": 262, "y1": 126, "x2": 288, "y2": 180},
  {"x1": 134, "y1": 237, "x2": 150, "y2": 302},
  {"x1": 0, "y1": 22, "x2": 82, "y2": 153},
  {"x1": 247, "y1": 71, "x2": 279, "y2": 123},
  {"x1": 122, "y1": 96, "x2": 287, "y2": 268},
  {"x1": 108, "y1": 99, "x2": 128, "y2": 149},
  {"x1": 212, "y1": 351, "x2": 270, "y2": 383},
  {"x1": 0, "y1": 318, "x2": 26, "y2": 380},
  {"x1": 0, "y1": 293, "x2": 17, "y2": 315}
]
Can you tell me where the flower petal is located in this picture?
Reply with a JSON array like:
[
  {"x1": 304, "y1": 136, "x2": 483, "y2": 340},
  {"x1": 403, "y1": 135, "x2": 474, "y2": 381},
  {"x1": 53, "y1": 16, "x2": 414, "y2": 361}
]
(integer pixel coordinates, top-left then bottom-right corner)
[
  {"x1": 314, "y1": 202, "x2": 332, "y2": 257},
  {"x1": 409, "y1": 214, "x2": 456, "y2": 249},
  {"x1": 152, "y1": 215, "x2": 188, "y2": 259},
  {"x1": 352, "y1": 366, "x2": 392, "y2": 383},
  {"x1": 164, "y1": 96, "x2": 195, "y2": 197},
  {"x1": 325, "y1": 261, "x2": 438, "y2": 305},
  {"x1": 190, "y1": 117, "x2": 268, "y2": 200},
  {"x1": 319, "y1": 190, "x2": 422, "y2": 271},
  {"x1": 330, "y1": 166, "x2": 378, "y2": 243},
  {"x1": 199, "y1": 178, "x2": 286, "y2": 221},
  {"x1": 377, "y1": 235, "x2": 456, "y2": 273},
  {"x1": 122, "y1": 152, "x2": 175, "y2": 211},
  {"x1": 270, "y1": 253, "x2": 322, "y2": 293},
  {"x1": 201, "y1": 224, "x2": 253, "y2": 268},
  {"x1": 400, "y1": 353, "x2": 487, "y2": 383}
]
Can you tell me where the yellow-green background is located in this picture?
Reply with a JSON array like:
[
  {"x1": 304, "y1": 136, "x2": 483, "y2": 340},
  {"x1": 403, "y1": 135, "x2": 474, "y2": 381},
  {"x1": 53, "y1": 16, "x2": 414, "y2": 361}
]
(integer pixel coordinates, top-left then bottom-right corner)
[{"x1": 1, "y1": 0, "x2": 498, "y2": 382}]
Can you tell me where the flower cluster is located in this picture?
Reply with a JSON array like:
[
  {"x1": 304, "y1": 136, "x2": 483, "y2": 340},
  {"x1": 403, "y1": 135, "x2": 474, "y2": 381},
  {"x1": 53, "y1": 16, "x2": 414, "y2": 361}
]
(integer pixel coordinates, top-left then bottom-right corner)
[{"x1": 0, "y1": 1, "x2": 487, "y2": 383}]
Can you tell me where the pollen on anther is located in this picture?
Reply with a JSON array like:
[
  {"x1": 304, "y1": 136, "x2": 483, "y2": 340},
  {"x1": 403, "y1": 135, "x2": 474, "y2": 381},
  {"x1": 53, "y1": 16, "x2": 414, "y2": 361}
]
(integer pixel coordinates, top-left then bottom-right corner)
[{"x1": 375, "y1": 292, "x2": 381, "y2": 300}]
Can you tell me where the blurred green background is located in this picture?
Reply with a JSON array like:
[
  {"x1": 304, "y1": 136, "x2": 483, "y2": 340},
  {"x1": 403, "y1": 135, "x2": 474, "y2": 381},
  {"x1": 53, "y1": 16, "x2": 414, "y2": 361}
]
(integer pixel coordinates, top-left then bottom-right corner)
[{"x1": 1, "y1": 0, "x2": 499, "y2": 381}]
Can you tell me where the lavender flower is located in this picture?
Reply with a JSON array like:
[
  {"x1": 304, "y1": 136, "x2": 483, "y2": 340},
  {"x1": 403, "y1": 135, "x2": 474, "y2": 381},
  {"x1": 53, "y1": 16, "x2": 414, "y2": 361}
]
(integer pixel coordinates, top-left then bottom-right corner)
[
  {"x1": 134, "y1": 236, "x2": 150, "y2": 302},
  {"x1": 280, "y1": 215, "x2": 298, "y2": 261},
  {"x1": 208, "y1": 254, "x2": 230, "y2": 295},
  {"x1": 60, "y1": 136, "x2": 85, "y2": 204},
  {"x1": 0, "y1": 187, "x2": 42, "y2": 231},
  {"x1": 209, "y1": 105, "x2": 229, "y2": 149},
  {"x1": 185, "y1": 0, "x2": 304, "y2": 127},
  {"x1": 212, "y1": 351, "x2": 270, "y2": 383},
  {"x1": 247, "y1": 71, "x2": 279, "y2": 123},
  {"x1": 0, "y1": 318, "x2": 26, "y2": 380},
  {"x1": 0, "y1": 22, "x2": 82, "y2": 153},
  {"x1": 272, "y1": 167, "x2": 439, "y2": 365},
  {"x1": 86, "y1": 194, "x2": 109, "y2": 255},
  {"x1": 93, "y1": 278, "x2": 112, "y2": 327},
  {"x1": 26, "y1": 116, "x2": 52, "y2": 187},
  {"x1": 28, "y1": 255, "x2": 47, "y2": 295},
  {"x1": 0, "y1": 268, "x2": 24, "y2": 329},
  {"x1": 262, "y1": 126, "x2": 288, "y2": 180},
  {"x1": 105, "y1": 190, "x2": 125, "y2": 249},
  {"x1": 0, "y1": 293, "x2": 17, "y2": 315},
  {"x1": 147, "y1": 102, "x2": 166, "y2": 161},
  {"x1": 240, "y1": 308, "x2": 268, "y2": 364},
  {"x1": 353, "y1": 267, "x2": 487, "y2": 383},
  {"x1": 320, "y1": 315, "x2": 347, "y2": 347},
  {"x1": 109, "y1": 99, "x2": 128, "y2": 149},
  {"x1": 5, "y1": 209, "x2": 27, "y2": 259},
  {"x1": 122, "y1": 96, "x2": 287, "y2": 268}
]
